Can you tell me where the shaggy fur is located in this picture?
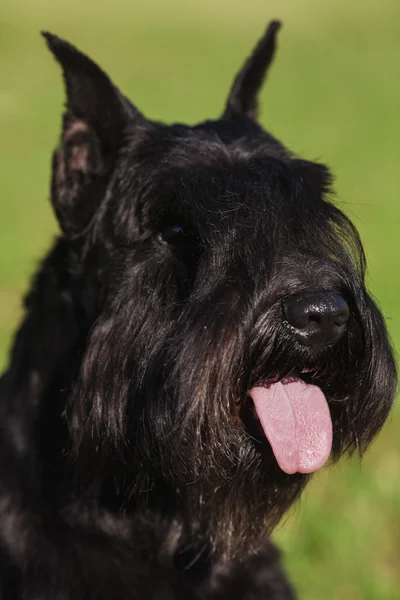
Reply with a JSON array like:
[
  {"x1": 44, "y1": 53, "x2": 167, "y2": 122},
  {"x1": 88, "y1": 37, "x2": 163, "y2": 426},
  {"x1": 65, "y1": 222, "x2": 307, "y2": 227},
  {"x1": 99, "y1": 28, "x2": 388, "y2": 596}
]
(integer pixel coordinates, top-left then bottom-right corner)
[{"x1": 0, "y1": 21, "x2": 396, "y2": 599}]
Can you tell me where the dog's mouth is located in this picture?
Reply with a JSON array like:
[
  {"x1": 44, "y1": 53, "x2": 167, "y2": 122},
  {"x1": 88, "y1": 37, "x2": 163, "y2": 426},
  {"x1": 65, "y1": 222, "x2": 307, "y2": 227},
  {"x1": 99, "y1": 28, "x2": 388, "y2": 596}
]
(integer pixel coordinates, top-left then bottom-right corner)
[{"x1": 245, "y1": 376, "x2": 333, "y2": 476}]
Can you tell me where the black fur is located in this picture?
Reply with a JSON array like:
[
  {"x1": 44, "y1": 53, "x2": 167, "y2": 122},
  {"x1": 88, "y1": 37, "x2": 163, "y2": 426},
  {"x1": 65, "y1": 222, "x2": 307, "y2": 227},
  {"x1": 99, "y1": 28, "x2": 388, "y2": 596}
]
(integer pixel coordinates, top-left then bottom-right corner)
[{"x1": 0, "y1": 22, "x2": 396, "y2": 599}]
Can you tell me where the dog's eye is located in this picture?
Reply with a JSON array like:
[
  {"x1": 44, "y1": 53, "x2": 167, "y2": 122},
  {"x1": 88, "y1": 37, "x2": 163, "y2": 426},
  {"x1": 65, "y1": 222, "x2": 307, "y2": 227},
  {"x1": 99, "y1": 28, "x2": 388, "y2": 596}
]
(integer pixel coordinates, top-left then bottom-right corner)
[
  {"x1": 158, "y1": 223, "x2": 201, "y2": 257},
  {"x1": 161, "y1": 225, "x2": 186, "y2": 243},
  {"x1": 168, "y1": 225, "x2": 184, "y2": 235}
]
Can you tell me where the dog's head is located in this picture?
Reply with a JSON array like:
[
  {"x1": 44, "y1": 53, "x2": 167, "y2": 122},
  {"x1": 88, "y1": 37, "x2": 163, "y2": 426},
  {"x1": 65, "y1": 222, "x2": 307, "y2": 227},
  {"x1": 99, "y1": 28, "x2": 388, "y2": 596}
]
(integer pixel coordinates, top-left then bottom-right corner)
[{"x1": 44, "y1": 22, "x2": 397, "y2": 558}]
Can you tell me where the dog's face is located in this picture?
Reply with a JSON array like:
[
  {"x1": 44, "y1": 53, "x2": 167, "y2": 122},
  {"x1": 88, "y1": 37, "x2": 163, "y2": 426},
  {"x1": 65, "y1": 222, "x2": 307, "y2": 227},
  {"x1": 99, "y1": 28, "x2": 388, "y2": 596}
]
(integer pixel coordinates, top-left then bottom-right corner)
[{"x1": 44, "y1": 23, "x2": 396, "y2": 558}]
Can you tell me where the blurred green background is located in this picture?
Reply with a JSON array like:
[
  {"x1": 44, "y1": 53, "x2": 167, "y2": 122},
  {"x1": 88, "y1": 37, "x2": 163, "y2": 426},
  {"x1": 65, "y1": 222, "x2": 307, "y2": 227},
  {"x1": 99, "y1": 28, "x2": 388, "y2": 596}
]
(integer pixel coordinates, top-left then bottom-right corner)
[{"x1": 0, "y1": 1, "x2": 399, "y2": 598}]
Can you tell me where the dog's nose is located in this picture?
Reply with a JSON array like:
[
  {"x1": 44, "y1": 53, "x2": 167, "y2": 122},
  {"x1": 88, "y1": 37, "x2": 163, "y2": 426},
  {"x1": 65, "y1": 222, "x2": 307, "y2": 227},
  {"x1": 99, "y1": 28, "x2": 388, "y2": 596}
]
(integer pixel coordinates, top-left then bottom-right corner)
[{"x1": 282, "y1": 291, "x2": 349, "y2": 346}]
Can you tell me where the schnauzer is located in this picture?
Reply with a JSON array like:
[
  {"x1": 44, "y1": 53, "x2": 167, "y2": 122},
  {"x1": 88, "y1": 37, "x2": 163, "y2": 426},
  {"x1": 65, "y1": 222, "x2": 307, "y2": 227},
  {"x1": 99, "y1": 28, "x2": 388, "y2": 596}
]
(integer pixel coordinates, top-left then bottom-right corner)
[{"x1": 0, "y1": 20, "x2": 396, "y2": 600}]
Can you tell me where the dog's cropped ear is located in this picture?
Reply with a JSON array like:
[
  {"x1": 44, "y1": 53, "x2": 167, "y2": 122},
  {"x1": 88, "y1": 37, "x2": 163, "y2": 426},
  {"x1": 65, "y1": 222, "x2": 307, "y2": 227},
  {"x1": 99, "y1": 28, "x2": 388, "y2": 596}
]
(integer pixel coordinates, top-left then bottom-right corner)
[
  {"x1": 223, "y1": 20, "x2": 281, "y2": 121},
  {"x1": 42, "y1": 32, "x2": 144, "y2": 236}
]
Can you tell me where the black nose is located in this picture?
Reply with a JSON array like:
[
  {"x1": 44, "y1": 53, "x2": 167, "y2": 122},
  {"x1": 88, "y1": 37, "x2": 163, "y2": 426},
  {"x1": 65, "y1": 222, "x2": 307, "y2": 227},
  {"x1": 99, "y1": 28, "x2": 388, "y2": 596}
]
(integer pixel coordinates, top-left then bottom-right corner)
[{"x1": 282, "y1": 291, "x2": 349, "y2": 346}]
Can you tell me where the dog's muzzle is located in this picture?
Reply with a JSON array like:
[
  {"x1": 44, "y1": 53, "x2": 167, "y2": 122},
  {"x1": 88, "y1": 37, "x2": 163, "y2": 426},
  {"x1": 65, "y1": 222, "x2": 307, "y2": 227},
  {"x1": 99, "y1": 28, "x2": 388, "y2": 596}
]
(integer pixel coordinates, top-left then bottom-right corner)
[{"x1": 282, "y1": 291, "x2": 349, "y2": 346}]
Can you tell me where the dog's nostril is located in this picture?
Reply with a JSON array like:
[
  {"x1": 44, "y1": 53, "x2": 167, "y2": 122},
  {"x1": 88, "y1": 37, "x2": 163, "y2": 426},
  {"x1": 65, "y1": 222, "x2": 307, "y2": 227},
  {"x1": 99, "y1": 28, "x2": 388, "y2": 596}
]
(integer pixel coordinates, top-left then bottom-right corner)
[
  {"x1": 282, "y1": 292, "x2": 349, "y2": 346},
  {"x1": 333, "y1": 306, "x2": 349, "y2": 327}
]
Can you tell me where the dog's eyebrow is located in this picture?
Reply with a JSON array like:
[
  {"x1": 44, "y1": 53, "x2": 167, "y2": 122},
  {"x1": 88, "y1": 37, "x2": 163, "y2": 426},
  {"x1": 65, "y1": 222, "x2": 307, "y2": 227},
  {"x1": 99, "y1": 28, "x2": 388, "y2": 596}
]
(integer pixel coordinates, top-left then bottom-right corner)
[{"x1": 223, "y1": 20, "x2": 282, "y2": 120}]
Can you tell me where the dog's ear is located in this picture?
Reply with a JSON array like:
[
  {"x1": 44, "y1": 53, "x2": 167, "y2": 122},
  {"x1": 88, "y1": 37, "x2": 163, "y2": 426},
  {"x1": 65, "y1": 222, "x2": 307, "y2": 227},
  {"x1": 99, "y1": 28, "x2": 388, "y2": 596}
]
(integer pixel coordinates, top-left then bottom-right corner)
[
  {"x1": 223, "y1": 20, "x2": 281, "y2": 120},
  {"x1": 42, "y1": 32, "x2": 144, "y2": 236}
]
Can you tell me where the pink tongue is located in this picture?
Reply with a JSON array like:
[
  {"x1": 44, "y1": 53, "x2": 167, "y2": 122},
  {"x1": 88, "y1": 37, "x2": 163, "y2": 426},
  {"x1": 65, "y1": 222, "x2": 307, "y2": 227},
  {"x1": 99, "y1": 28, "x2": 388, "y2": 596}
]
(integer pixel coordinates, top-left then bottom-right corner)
[{"x1": 248, "y1": 378, "x2": 332, "y2": 475}]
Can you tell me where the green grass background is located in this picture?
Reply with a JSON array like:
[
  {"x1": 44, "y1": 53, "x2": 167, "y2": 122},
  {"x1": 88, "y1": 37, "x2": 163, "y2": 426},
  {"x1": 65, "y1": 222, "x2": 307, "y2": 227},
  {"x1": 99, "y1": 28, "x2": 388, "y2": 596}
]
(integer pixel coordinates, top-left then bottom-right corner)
[{"x1": 0, "y1": 1, "x2": 399, "y2": 598}]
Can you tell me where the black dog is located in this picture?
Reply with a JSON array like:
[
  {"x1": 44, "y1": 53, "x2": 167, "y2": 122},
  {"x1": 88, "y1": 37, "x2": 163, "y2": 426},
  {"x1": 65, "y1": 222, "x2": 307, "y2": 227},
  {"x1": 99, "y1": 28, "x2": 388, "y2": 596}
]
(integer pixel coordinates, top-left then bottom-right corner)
[{"x1": 0, "y1": 20, "x2": 396, "y2": 599}]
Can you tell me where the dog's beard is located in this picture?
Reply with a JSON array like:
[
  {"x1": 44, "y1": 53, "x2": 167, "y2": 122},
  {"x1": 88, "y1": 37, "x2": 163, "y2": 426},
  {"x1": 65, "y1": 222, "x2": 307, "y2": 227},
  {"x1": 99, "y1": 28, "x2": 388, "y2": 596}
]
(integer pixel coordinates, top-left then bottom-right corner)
[
  {"x1": 129, "y1": 310, "x2": 336, "y2": 558},
  {"x1": 138, "y1": 296, "x2": 395, "y2": 559},
  {"x1": 68, "y1": 267, "x2": 396, "y2": 561}
]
